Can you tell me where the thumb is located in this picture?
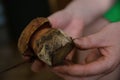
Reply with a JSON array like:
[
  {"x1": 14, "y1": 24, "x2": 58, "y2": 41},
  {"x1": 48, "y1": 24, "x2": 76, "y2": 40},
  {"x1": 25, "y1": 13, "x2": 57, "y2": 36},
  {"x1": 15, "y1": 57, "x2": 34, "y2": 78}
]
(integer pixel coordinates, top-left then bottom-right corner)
[{"x1": 74, "y1": 32, "x2": 104, "y2": 49}]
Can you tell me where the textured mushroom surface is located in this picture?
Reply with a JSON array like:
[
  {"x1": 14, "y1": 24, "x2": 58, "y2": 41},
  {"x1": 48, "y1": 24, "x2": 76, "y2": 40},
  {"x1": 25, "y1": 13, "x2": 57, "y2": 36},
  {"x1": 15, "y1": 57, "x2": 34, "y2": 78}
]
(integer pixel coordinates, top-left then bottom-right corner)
[{"x1": 32, "y1": 28, "x2": 74, "y2": 66}]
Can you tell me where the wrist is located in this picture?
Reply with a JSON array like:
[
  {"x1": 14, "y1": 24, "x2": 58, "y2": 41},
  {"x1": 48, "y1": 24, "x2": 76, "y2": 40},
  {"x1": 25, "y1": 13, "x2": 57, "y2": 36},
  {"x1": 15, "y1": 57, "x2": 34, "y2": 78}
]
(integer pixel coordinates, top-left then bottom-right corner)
[
  {"x1": 63, "y1": 1, "x2": 93, "y2": 26},
  {"x1": 63, "y1": 9, "x2": 85, "y2": 30},
  {"x1": 64, "y1": 0, "x2": 114, "y2": 26}
]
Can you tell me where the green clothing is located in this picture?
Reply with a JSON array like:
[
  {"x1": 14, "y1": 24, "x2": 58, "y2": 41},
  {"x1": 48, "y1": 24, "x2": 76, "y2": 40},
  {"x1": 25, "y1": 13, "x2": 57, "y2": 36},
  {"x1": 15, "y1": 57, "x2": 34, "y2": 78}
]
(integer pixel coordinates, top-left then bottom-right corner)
[{"x1": 104, "y1": 0, "x2": 120, "y2": 22}]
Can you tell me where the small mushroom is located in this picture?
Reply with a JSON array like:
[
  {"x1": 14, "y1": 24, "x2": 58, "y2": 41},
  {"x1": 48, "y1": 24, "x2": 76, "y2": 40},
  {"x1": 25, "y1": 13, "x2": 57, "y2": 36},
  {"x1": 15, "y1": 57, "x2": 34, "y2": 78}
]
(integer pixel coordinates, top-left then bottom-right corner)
[{"x1": 18, "y1": 17, "x2": 74, "y2": 66}]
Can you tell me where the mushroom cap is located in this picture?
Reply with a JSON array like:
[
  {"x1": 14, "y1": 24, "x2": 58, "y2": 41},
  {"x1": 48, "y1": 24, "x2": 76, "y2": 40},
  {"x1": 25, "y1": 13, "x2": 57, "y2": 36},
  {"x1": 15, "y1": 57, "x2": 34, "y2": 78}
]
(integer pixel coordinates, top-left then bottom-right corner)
[{"x1": 18, "y1": 17, "x2": 51, "y2": 54}]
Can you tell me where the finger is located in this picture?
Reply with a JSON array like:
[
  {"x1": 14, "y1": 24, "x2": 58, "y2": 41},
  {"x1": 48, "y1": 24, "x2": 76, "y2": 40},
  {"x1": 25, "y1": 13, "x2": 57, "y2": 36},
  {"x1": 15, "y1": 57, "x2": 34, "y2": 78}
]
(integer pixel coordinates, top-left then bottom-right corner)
[
  {"x1": 65, "y1": 48, "x2": 76, "y2": 60},
  {"x1": 48, "y1": 10, "x2": 71, "y2": 29},
  {"x1": 64, "y1": 18, "x2": 84, "y2": 38},
  {"x1": 74, "y1": 32, "x2": 105, "y2": 49},
  {"x1": 82, "y1": 75, "x2": 103, "y2": 80},
  {"x1": 22, "y1": 56, "x2": 31, "y2": 61},
  {"x1": 52, "y1": 69, "x2": 104, "y2": 80},
  {"x1": 22, "y1": 49, "x2": 37, "y2": 62},
  {"x1": 85, "y1": 49, "x2": 102, "y2": 63},
  {"x1": 52, "y1": 71, "x2": 67, "y2": 79},
  {"x1": 31, "y1": 60, "x2": 45, "y2": 72},
  {"x1": 53, "y1": 56, "x2": 113, "y2": 77},
  {"x1": 52, "y1": 70, "x2": 80, "y2": 80}
]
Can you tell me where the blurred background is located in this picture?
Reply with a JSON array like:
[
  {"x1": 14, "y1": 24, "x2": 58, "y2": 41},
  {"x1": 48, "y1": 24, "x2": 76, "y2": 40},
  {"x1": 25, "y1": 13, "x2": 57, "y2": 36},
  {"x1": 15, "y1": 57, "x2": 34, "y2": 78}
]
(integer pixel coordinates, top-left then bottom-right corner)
[
  {"x1": 0, "y1": 0, "x2": 71, "y2": 80},
  {"x1": 0, "y1": 0, "x2": 120, "y2": 80}
]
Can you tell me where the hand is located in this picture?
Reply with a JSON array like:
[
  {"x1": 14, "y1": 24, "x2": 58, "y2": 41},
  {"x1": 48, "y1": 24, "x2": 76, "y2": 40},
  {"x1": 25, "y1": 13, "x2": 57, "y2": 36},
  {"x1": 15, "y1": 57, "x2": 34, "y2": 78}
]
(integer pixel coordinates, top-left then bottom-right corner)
[
  {"x1": 22, "y1": 0, "x2": 114, "y2": 79},
  {"x1": 53, "y1": 22, "x2": 120, "y2": 80},
  {"x1": 23, "y1": 0, "x2": 113, "y2": 72}
]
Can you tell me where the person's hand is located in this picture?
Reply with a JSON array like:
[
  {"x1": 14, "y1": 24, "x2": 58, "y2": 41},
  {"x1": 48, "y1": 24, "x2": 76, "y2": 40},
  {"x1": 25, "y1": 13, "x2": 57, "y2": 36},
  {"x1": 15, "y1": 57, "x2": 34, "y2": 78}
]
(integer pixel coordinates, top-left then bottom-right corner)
[
  {"x1": 23, "y1": 0, "x2": 114, "y2": 72},
  {"x1": 22, "y1": 0, "x2": 115, "y2": 79},
  {"x1": 53, "y1": 22, "x2": 120, "y2": 80}
]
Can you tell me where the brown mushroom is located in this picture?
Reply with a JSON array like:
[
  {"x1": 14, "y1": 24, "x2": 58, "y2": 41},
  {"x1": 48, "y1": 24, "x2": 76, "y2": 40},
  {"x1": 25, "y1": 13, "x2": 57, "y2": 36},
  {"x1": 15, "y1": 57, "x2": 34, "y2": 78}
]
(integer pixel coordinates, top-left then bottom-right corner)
[{"x1": 18, "y1": 17, "x2": 74, "y2": 66}]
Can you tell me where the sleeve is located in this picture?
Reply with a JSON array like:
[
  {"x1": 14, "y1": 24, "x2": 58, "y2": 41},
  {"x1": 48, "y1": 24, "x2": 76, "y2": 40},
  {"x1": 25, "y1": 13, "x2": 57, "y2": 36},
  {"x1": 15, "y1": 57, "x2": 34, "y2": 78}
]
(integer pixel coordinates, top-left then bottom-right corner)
[{"x1": 104, "y1": 0, "x2": 120, "y2": 22}]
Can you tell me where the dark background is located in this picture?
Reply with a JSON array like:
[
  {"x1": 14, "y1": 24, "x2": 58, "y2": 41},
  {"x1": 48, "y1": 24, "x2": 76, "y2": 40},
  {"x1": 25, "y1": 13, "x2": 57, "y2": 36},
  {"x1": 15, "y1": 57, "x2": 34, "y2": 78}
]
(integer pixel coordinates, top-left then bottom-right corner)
[
  {"x1": 3, "y1": 0, "x2": 50, "y2": 41},
  {"x1": 0, "y1": 0, "x2": 71, "y2": 79},
  {"x1": 0, "y1": 0, "x2": 65, "y2": 80}
]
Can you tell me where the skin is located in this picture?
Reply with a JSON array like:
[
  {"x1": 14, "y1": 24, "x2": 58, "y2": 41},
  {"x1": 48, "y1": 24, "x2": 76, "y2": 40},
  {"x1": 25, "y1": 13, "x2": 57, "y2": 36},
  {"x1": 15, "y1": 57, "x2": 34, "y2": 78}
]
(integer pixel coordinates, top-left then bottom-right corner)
[
  {"x1": 23, "y1": 0, "x2": 120, "y2": 80},
  {"x1": 52, "y1": 21, "x2": 120, "y2": 80}
]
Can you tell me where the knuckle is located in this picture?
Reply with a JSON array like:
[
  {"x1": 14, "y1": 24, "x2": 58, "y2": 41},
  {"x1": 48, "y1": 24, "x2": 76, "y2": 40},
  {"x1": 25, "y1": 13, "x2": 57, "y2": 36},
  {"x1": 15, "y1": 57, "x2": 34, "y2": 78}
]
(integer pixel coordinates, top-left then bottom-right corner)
[{"x1": 83, "y1": 36, "x2": 93, "y2": 48}]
